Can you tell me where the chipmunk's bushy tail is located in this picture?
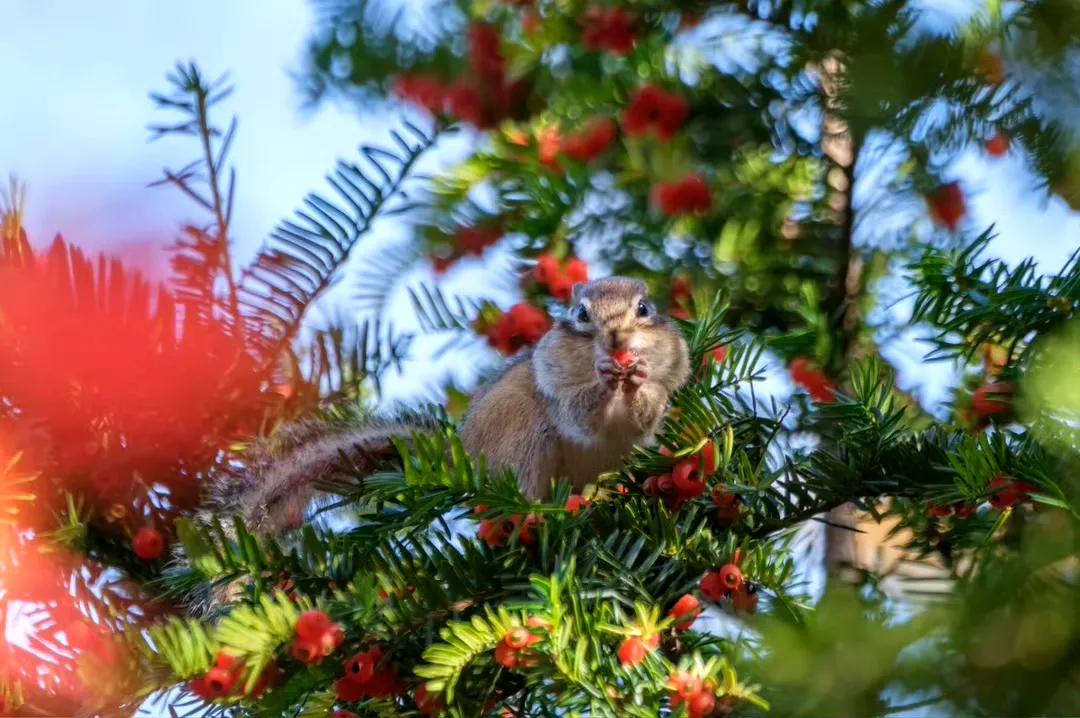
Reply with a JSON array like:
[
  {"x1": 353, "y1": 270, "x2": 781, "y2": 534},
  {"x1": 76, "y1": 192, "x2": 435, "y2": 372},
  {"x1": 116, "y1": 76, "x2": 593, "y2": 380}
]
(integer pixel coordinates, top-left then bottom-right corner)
[{"x1": 209, "y1": 413, "x2": 436, "y2": 534}]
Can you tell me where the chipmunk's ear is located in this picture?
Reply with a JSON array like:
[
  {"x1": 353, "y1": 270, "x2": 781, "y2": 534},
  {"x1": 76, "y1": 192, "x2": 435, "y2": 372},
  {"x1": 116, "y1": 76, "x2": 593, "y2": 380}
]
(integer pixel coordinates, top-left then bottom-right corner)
[{"x1": 571, "y1": 281, "x2": 588, "y2": 304}]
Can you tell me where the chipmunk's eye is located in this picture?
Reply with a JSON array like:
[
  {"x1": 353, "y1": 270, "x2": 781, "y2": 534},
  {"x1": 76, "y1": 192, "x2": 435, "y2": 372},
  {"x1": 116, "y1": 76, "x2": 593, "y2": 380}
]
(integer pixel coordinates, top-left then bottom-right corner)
[
  {"x1": 575, "y1": 305, "x2": 590, "y2": 323},
  {"x1": 637, "y1": 301, "x2": 651, "y2": 317}
]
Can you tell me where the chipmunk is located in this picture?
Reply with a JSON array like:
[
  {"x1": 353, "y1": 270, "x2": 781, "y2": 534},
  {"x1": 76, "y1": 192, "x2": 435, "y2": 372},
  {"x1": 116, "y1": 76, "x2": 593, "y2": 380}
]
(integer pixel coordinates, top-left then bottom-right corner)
[
  {"x1": 462, "y1": 276, "x2": 690, "y2": 499},
  {"x1": 220, "y1": 277, "x2": 690, "y2": 533}
]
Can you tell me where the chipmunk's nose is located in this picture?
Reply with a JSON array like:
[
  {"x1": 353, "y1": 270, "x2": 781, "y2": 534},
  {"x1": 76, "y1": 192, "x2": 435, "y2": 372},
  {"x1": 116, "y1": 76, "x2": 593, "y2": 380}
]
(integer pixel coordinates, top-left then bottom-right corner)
[{"x1": 608, "y1": 328, "x2": 632, "y2": 351}]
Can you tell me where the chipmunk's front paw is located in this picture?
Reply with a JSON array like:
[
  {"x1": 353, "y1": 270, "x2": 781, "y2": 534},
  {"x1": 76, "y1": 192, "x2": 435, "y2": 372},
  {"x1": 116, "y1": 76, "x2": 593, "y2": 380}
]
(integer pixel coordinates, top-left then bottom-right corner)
[
  {"x1": 623, "y1": 356, "x2": 650, "y2": 389},
  {"x1": 596, "y1": 357, "x2": 625, "y2": 389}
]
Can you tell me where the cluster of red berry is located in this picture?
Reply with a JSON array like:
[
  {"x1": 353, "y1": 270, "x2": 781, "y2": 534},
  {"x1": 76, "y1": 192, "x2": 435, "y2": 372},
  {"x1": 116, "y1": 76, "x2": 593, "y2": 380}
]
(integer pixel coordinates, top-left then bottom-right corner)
[
  {"x1": 189, "y1": 653, "x2": 281, "y2": 701},
  {"x1": 652, "y1": 174, "x2": 713, "y2": 218},
  {"x1": 480, "y1": 303, "x2": 552, "y2": 356},
  {"x1": 335, "y1": 646, "x2": 403, "y2": 702},
  {"x1": 643, "y1": 442, "x2": 716, "y2": 509},
  {"x1": 624, "y1": 85, "x2": 689, "y2": 140},
  {"x1": 581, "y1": 6, "x2": 636, "y2": 54},
  {"x1": 700, "y1": 559, "x2": 758, "y2": 614},
  {"x1": 475, "y1": 505, "x2": 544, "y2": 548},
  {"x1": 928, "y1": 475, "x2": 1037, "y2": 519},
  {"x1": 494, "y1": 622, "x2": 545, "y2": 669},
  {"x1": 532, "y1": 253, "x2": 588, "y2": 301},
  {"x1": 432, "y1": 225, "x2": 504, "y2": 274},
  {"x1": 394, "y1": 24, "x2": 528, "y2": 129},
  {"x1": 533, "y1": 117, "x2": 619, "y2": 173},
  {"x1": 669, "y1": 671, "x2": 725, "y2": 718},
  {"x1": 561, "y1": 117, "x2": 618, "y2": 164},
  {"x1": 290, "y1": 610, "x2": 345, "y2": 665},
  {"x1": 789, "y1": 357, "x2": 838, "y2": 404},
  {"x1": 988, "y1": 475, "x2": 1036, "y2": 510},
  {"x1": 565, "y1": 493, "x2": 589, "y2": 516}
]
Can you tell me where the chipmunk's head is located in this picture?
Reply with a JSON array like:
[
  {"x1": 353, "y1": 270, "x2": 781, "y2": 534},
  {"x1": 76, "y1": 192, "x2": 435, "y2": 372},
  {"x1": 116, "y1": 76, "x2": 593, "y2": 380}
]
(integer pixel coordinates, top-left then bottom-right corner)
[{"x1": 535, "y1": 277, "x2": 690, "y2": 393}]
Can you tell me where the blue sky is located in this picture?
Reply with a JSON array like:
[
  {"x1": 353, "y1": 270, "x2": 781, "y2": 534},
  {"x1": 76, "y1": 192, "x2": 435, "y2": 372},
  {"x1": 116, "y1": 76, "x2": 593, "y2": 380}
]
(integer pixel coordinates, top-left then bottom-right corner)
[{"x1": 2, "y1": 0, "x2": 1079, "y2": 409}]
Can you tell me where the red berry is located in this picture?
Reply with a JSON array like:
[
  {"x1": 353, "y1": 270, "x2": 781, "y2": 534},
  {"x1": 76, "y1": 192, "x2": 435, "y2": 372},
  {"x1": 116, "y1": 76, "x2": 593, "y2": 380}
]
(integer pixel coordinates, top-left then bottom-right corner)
[
  {"x1": 671, "y1": 458, "x2": 706, "y2": 500},
  {"x1": 537, "y1": 126, "x2": 563, "y2": 172},
  {"x1": 431, "y1": 254, "x2": 457, "y2": 274},
  {"x1": 688, "y1": 689, "x2": 717, "y2": 717},
  {"x1": 696, "y1": 441, "x2": 717, "y2": 474},
  {"x1": 478, "y1": 518, "x2": 514, "y2": 548},
  {"x1": 446, "y1": 82, "x2": 490, "y2": 128},
  {"x1": 132, "y1": 527, "x2": 165, "y2": 561},
  {"x1": 679, "y1": 174, "x2": 713, "y2": 213},
  {"x1": 336, "y1": 676, "x2": 367, "y2": 703},
  {"x1": 953, "y1": 503, "x2": 975, "y2": 518},
  {"x1": 717, "y1": 563, "x2": 744, "y2": 592},
  {"x1": 547, "y1": 273, "x2": 574, "y2": 302},
  {"x1": 189, "y1": 677, "x2": 217, "y2": 702},
  {"x1": 985, "y1": 132, "x2": 1010, "y2": 157},
  {"x1": 624, "y1": 85, "x2": 689, "y2": 140},
  {"x1": 365, "y1": 666, "x2": 404, "y2": 699},
  {"x1": 668, "y1": 593, "x2": 702, "y2": 630},
  {"x1": 415, "y1": 683, "x2": 446, "y2": 716},
  {"x1": 295, "y1": 610, "x2": 332, "y2": 640},
  {"x1": 514, "y1": 514, "x2": 543, "y2": 545},
  {"x1": 652, "y1": 182, "x2": 683, "y2": 216},
  {"x1": 534, "y1": 253, "x2": 561, "y2": 285},
  {"x1": 668, "y1": 671, "x2": 703, "y2": 700},
  {"x1": 972, "y1": 382, "x2": 1014, "y2": 419},
  {"x1": 566, "y1": 494, "x2": 589, "y2": 516},
  {"x1": 927, "y1": 502, "x2": 953, "y2": 518},
  {"x1": 563, "y1": 118, "x2": 617, "y2": 162},
  {"x1": 203, "y1": 665, "x2": 238, "y2": 698},
  {"x1": 712, "y1": 486, "x2": 741, "y2": 524},
  {"x1": 563, "y1": 257, "x2": 589, "y2": 285},
  {"x1": 495, "y1": 624, "x2": 542, "y2": 669},
  {"x1": 469, "y1": 23, "x2": 506, "y2": 84},
  {"x1": 617, "y1": 636, "x2": 653, "y2": 667},
  {"x1": 927, "y1": 182, "x2": 967, "y2": 231},
  {"x1": 789, "y1": 357, "x2": 837, "y2": 403},
  {"x1": 393, "y1": 74, "x2": 447, "y2": 115},
  {"x1": 292, "y1": 610, "x2": 343, "y2": 664},
  {"x1": 526, "y1": 615, "x2": 551, "y2": 630},
  {"x1": 656, "y1": 474, "x2": 676, "y2": 497},
  {"x1": 988, "y1": 475, "x2": 1036, "y2": 510},
  {"x1": 456, "y1": 226, "x2": 502, "y2": 256},
  {"x1": 582, "y1": 6, "x2": 636, "y2": 55},
  {"x1": 486, "y1": 303, "x2": 552, "y2": 355},
  {"x1": 505, "y1": 627, "x2": 533, "y2": 650},
  {"x1": 652, "y1": 174, "x2": 712, "y2": 217},
  {"x1": 611, "y1": 349, "x2": 637, "y2": 369},
  {"x1": 344, "y1": 647, "x2": 382, "y2": 684},
  {"x1": 700, "y1": 571, "x2": 727, "y2": 601}
]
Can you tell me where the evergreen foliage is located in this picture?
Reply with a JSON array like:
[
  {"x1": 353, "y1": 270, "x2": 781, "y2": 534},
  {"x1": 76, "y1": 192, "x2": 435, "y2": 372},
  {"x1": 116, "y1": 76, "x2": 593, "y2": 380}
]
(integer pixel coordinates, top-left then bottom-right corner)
[{"x1": 1, "y1": 2, "x2": 1079, "y2": 717}]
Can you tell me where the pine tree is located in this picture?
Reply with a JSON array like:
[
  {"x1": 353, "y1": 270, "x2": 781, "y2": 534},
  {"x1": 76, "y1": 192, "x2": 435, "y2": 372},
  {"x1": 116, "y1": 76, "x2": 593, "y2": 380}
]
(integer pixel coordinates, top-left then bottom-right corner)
[{"x1": 1, "y1": 2, "x2": 1079, "y2": 717}]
